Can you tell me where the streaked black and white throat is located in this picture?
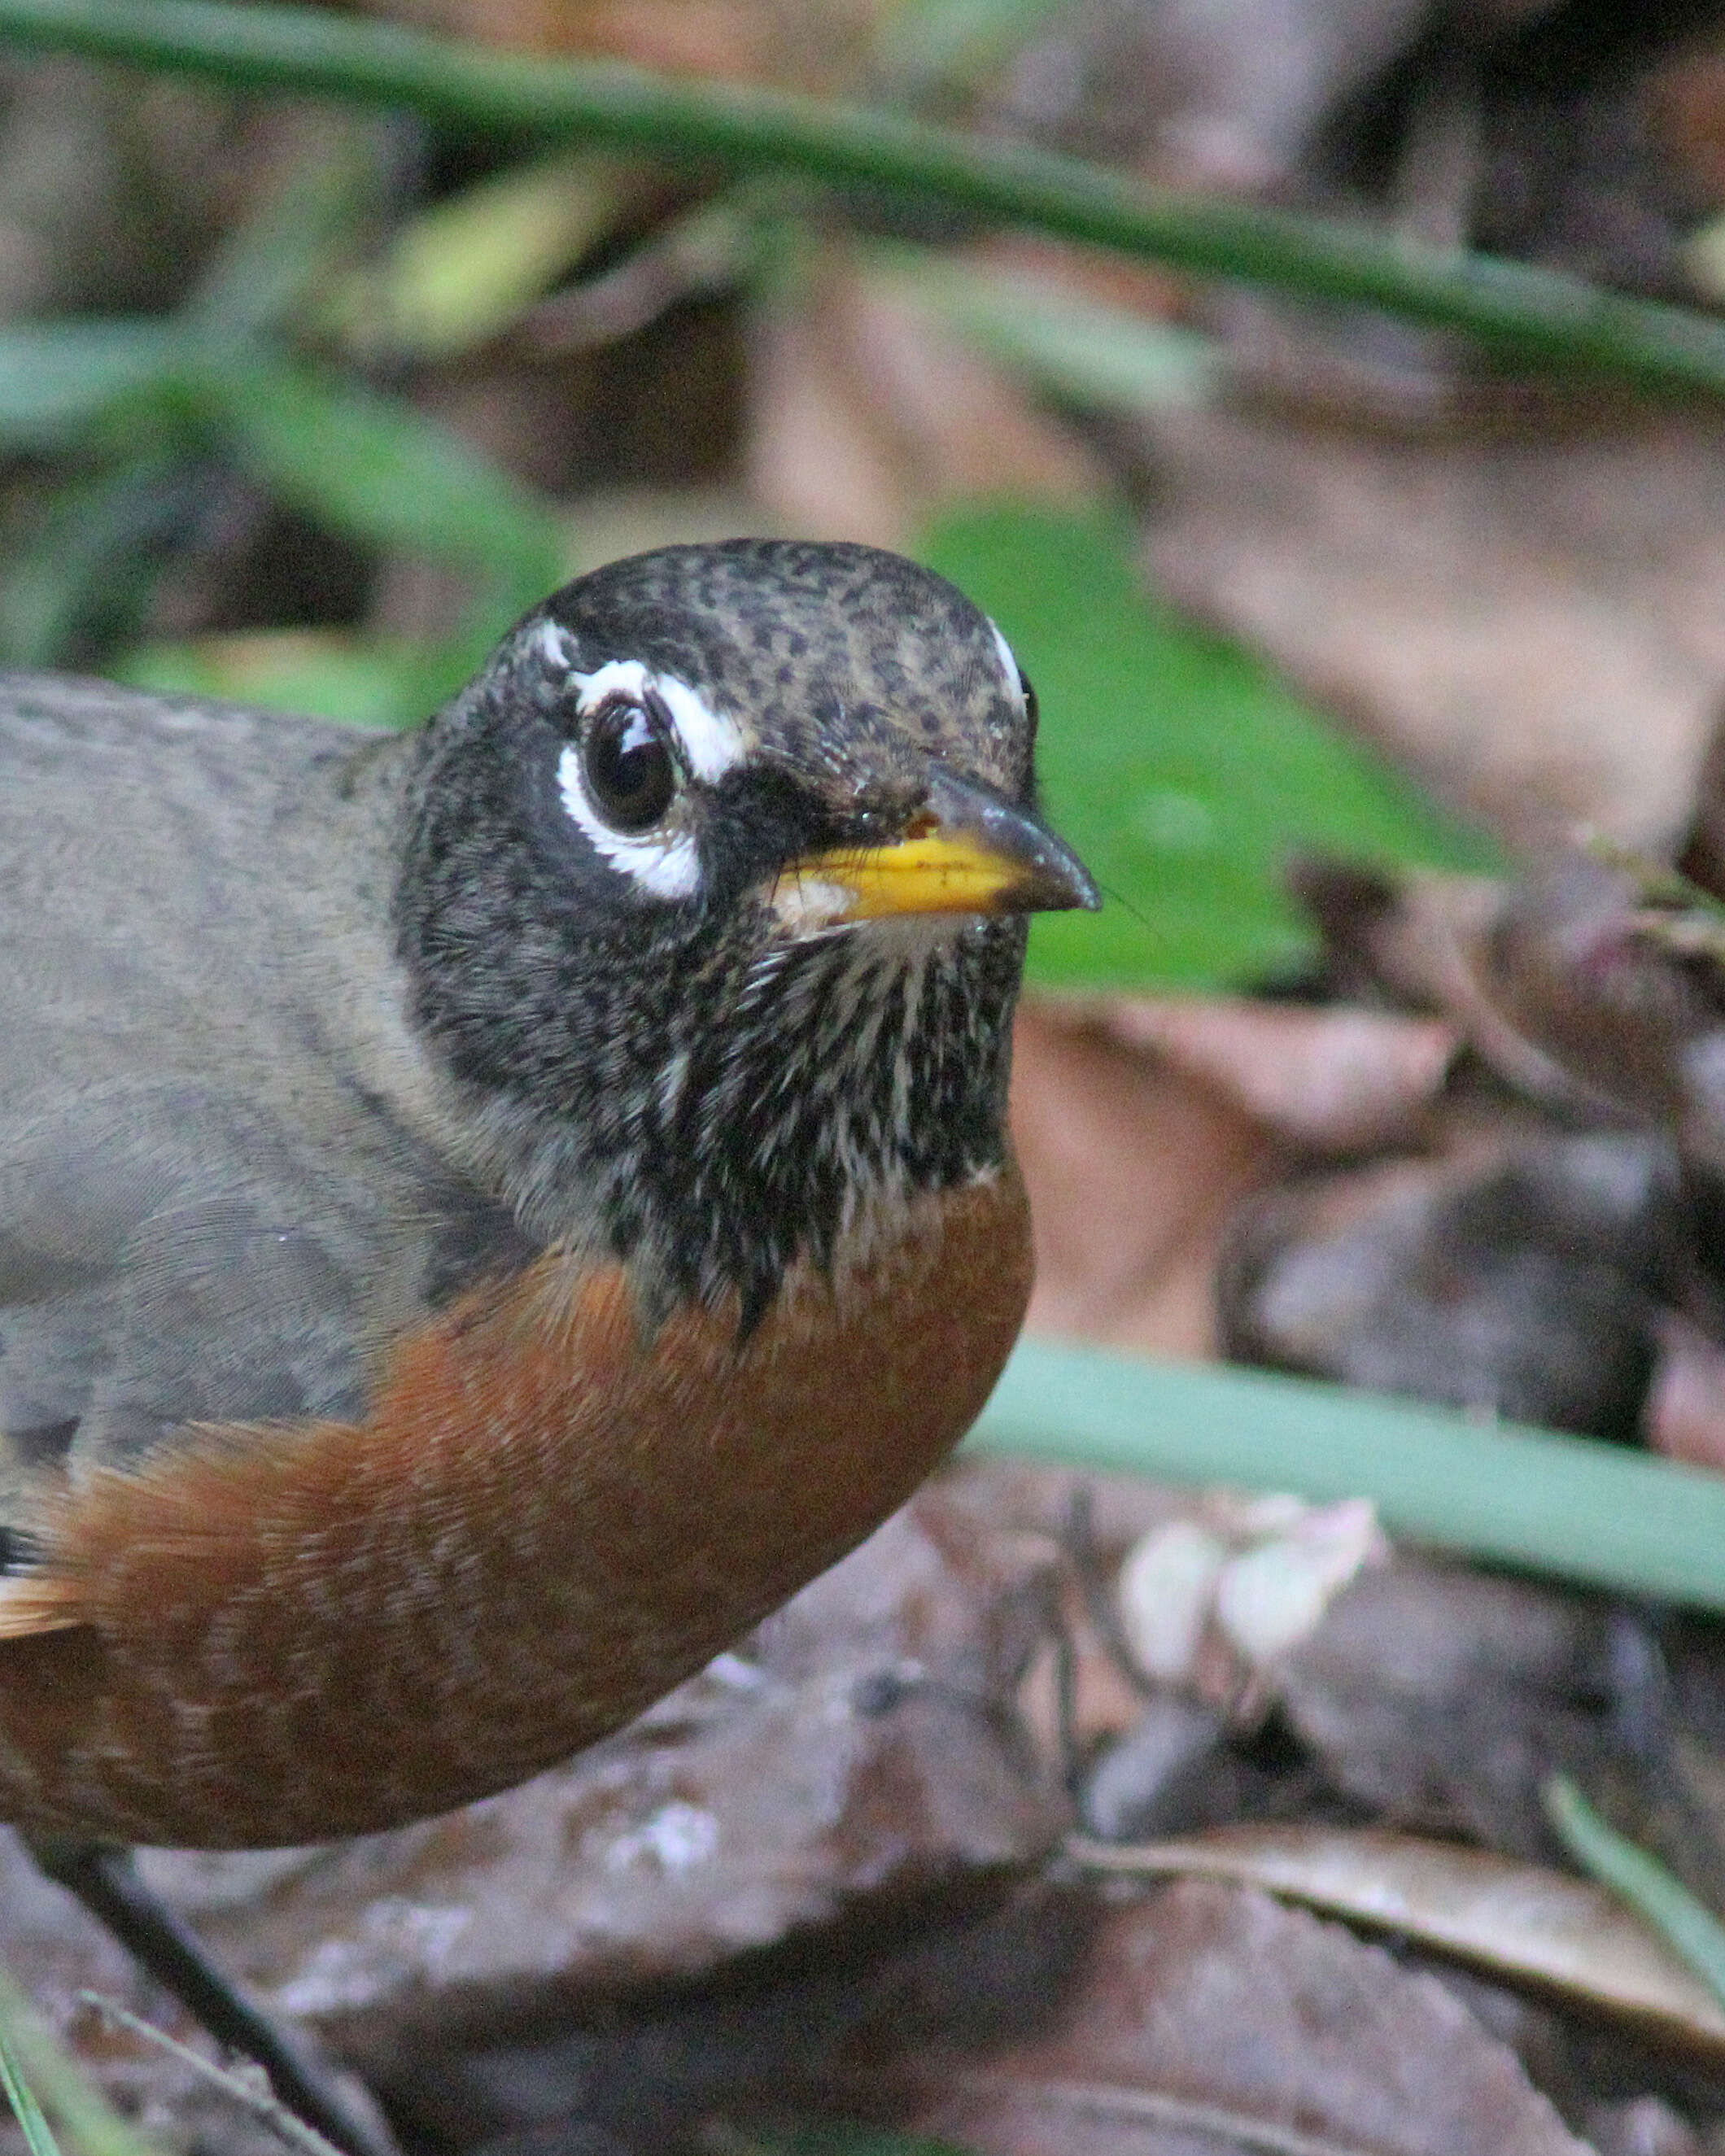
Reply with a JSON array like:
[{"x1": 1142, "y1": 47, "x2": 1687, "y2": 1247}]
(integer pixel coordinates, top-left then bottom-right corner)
[{"x1": 395, "y1": 550, "x2": 1035, "y2": 1329}]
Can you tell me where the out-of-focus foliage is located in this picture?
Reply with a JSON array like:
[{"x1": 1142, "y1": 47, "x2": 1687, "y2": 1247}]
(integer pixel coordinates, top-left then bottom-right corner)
[
  {"x1": 325, "y1": 150, "x2": 638, "y2": 361},
  {"x1": 0, "y1": 1964, "x2": 160, "y2": 2156},
  {"x1": 0, "y1": 112, "x2": 561, "y2": 714},
  {"x1": 117, "y1": 627, "x2": 413, "y2": 726},
  {"x1": 865, "y1": 242, "x2": 1220, "y2": 414},
  {"x1": 919, "y1": 505, "x2": 1503, "y2": 990},
  {"x1": 0, "y1": 0, "x2": 1703, "y2": 1001}
]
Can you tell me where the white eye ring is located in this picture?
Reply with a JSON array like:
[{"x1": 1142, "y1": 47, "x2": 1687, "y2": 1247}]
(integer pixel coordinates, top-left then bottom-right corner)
[
  {"x1": 535, "y1": 640, "x2": 749, "y2": 901},
  {"x1": 988, "y1": 619, "x2": 1023, "y2": 706},
  {"x1": 557, "y1": 743, "x2": 701, "y2": 898},
  {"x1": 563, "y1": 657, "x2": 747, "y2": 782}
]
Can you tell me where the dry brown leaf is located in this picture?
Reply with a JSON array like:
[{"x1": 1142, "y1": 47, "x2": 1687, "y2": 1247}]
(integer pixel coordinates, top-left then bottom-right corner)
[
  {"x1": 1072, "y1": 1825, "x2": 1725, "y2": 2065},
  {"x1": 1291, "y1": 862, "x2": 1610, "y2": 1117},
  {"x1": 876, "y1": 1878, "x2": 1592, "y2": 2155},
  {"x1": 1218, "y1": 1128, "x2": 1675, "y2": 1437},
  {"x1": 988, "y1": 0, "x2": 1443, "y2": 190},
  {"x1": 1649, "y1": 37, "x2": 1725, "y2": 206},
  {"x1": 936, "y1": 1455, "x2": 1206, "y2": 1563},
  {"x1": 1082, "y1": 996, "x2": 1458, "y2": 1154},
  {"x1": 967, "y1": 234, "x2": 1197, "y2": 331},
  {"x1": 382, "y1": 0, "x2": 871, "y2": 83},
  {"x1": 748, "y1": 291, "x2": 920, "y2": 550},
  {"x1": 544, "y1": 1, "x2": 778, "y2": 73},
  {"x1": 748, "y1": 251, "x2": 1108, "y2": 550},
  {"x1": 1275, "y1": 1560, "x2": 1613, "y2": 1861},
  {"x1": 1137, "y1": 405, "x2": 1725, "y2": 854},
  {"x1": 1010, "y1": 1002, "x2": 1285, "y2": 1357},
  {"x1": 1297, "y1": 856, "x2": 1725, "y2": 1174},
  {"x1": 1579, "y1": 2095, "x2": 1705, "y2": 2156},
  {"x1": 1645, "y1": 1313, "x2": 1725, "y2": 1468}
]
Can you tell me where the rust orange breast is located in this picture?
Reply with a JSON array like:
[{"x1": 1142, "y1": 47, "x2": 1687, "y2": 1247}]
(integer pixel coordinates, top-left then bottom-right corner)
[{"x1": 0, "y1": 1165, "x2": 1031, "y2": 1848}]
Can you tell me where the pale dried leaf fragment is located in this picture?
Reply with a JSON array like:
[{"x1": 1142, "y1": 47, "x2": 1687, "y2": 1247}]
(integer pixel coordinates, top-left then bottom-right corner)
[
  {"x1": 1115, "y1": 1499, "x2": 1387, "y2": 1691},
  {"x1": 1072, "y1": 1824, "x2": 1725, "y2": 2065},
  {"x1": 1212, "y1": 1499, "x2": 1387, "y2": 1669},
  {"x1": 1116, "y1": 1521, "x2": 1229, "y2": 1686}
]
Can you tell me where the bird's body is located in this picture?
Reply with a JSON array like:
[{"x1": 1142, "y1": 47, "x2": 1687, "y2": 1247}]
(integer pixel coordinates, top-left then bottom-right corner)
[{"x1": 0, "y1": 540, "x2": 1092, "y2": 1853}]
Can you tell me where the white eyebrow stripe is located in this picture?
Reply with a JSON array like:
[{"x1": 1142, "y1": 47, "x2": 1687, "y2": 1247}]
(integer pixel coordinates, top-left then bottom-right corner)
[
  {"x1": 556, "y1": 744, "x2": 701, "y2": 899},
  {"x1": 570, "y1": 657, "x2": 653, "y2": 707},
  {"x1": 654, "y1": 672, "x2": 747, "y2": 783},
  {"x1": 538, "y1": 619, "x2": 578, "y2": 668},
  {"x1": 987, "y1": 618, "x2": 1023, "y2": 703},
  {"x1": 568, "y1": 659, "x2": 747, "y2": 783}
]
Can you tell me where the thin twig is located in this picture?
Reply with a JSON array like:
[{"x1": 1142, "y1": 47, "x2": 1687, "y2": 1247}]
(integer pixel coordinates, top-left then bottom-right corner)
[
  {"x1": 76, "y1": 1997, "x2": 347, "y2": 2156},
  {"x1": 0, "y1": 0, "x2": 1723, "y2": 394}
]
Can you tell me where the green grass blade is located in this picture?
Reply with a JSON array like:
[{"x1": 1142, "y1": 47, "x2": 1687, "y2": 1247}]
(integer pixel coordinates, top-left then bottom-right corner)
[
  {"x1": 872, "y1": 245, "x2": 1220, "y2": 412},
  {"x1": 0, "y1": 1994, "x2": 61, "y2": 2156},
  {"x1": 0, "y1": 452, "x2": 194, "y2": 669},
  {"x1": 0, "y1": 322, "x2": 177, "y2": 450},
  {"x1": 186, "y1": 112, "x2": 380, "y2": 343},
  {"x1": 201, "y1": 354, "x2": 560, "y2": 578},
  {"x1": 0, "y1": 1966, "x2": 165, "y2": 2156},
  {"x1": 197, "y1": 352, "x2": 563, "y2": 705},
  {"x1": 1544, "y1": 1777, "x2": 1725, "y2": 2012},
  {"x1": 970, "y1": 1342, "x2": 1725, "y2": 1614},
  {"x1": 0, "y1": 0, "x2": 1723, "y2": 395}
]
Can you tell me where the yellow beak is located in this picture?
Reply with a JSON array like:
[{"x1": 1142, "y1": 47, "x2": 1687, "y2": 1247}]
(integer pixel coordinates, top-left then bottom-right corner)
[{"x1": 773, "y1": 772, "x2": 1099, "y2": 927}]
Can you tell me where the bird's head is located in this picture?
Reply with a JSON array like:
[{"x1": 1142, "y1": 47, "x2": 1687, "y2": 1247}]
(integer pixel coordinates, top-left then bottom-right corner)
[{"x1": 397, "y1": 539, "x2": 1097, "y2": 1321}]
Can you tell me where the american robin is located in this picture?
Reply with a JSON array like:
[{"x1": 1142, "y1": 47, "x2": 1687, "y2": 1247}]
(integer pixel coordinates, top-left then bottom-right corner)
[{"x1": 0, "y1": 539, "x2": 1094, "y2": 2138}]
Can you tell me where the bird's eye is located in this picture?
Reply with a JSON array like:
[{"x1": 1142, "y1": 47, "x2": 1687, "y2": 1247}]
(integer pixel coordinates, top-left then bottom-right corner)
[
  {"x1": 582, "y1": 700, "x2": 677, "y2": 832},
  {"x1": 1017, "y1": 667, "x2": 1039, "y2": 731}
]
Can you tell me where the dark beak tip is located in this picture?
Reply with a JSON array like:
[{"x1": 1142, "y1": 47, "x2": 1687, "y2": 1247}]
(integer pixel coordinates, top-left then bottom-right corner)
[{"x1": 1037, "y1": 842, "x2": 1102, "y2": 915}]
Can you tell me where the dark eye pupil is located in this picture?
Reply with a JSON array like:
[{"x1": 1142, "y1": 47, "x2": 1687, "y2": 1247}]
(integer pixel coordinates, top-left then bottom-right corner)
[{"x1": 583, "y1": 703, "x2": 676, "y2": 831}]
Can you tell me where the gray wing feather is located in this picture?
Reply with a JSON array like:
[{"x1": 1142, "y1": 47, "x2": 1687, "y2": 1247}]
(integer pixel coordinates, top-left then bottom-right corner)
[
  {"x1": 0, "y1": 1085, "x2": 381, "y2": 1468},
  {"x1": 0, "y1": 676, "x2": 530, "y2": 1495}
]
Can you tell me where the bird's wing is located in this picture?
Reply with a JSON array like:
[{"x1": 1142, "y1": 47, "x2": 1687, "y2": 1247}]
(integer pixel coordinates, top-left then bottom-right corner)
[
  {"x1": 0, "y1": 680, "x2": 508, "y2": 1631},
  {"x1": 0, "y1": 1084, "x2": 391, "y2": 1465},
  {"x1": 0, "y1": 1080, "x2": 535, "y2": 1635}
]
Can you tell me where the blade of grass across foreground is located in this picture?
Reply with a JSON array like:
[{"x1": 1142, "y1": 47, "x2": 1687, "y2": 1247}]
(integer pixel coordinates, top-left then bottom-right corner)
[
  {"x1": 1545, "y1": 1778, "x2": 1725, "y2": 2014},
  {"x1": 0, "y1": 1966, "x2": 163, "y2": 2156},
  {"x1": 1, "y1": 0, "x2": 1724, "y2": 395},
  {"x1": 0, "y1": 2012, "x2": 59, "y2": 2156},
  {"x1": 970, "y1": 1342, "x2": 1725, "y2": 1615}
]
